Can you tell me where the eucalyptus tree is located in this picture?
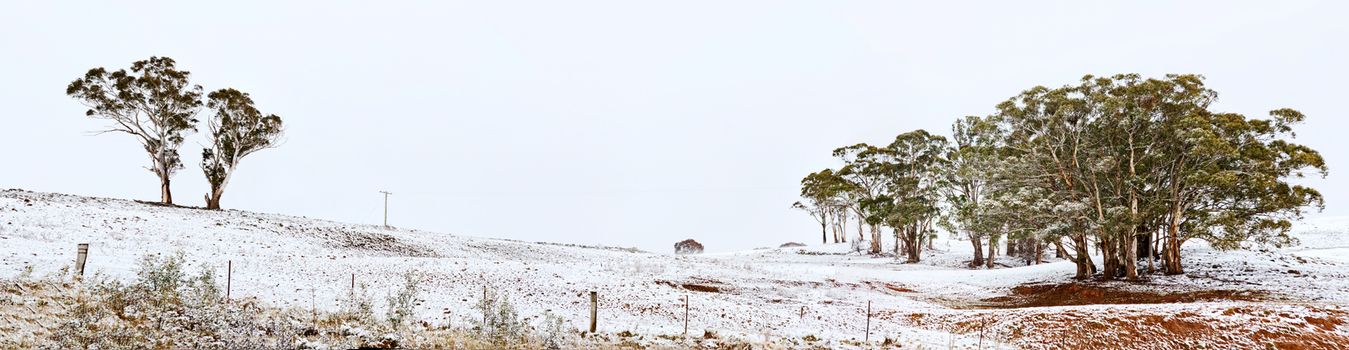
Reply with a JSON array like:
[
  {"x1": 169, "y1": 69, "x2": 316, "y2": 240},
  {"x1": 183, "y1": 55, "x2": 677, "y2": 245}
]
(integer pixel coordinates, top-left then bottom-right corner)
[
  {"x1": 200, "y1": 88, "x2": 285, "y2": 210},
  {"x1": 861, "y1": 130, "x2": 948, "y2": 263},
  {"x1": 795, "y1": 169, "x2": 851, "y2": 244},
  {"x1": 993, "y1": 83, "x2": 1101, "y2": 279},
  {"x1": 940, "y1": 116, "x2": 1004, "y2": 267},
  {"x1": 1153, "y1": 103, "x2": 1326, "y2": 274},
  {"x1": 834, "y1": 143, "x2": 894, "y2": 254},
  {"x1": 66, "y1": 57, "x2": 204, "y2": 204}
]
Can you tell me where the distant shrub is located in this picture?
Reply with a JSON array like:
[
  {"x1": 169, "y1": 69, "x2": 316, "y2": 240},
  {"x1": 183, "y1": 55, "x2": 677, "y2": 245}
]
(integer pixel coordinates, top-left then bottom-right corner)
[
  {"x1": 779, "y1": 242, "x2": 806, "y2": 248},
  {"x1": 674, "y1": 239, "x2": 704, "y2": 255}
]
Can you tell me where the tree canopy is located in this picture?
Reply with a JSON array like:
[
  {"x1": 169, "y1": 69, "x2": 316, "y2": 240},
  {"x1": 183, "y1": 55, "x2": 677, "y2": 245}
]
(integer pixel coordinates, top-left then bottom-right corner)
[{"x1": 66, "y1": 56, "x2": 204, "y2": 204}]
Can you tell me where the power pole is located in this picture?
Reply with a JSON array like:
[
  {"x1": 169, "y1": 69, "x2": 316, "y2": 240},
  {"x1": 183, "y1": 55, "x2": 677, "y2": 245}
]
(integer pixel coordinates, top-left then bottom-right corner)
[{"x1": 379, "y1": 190, "x2": 392, "y2": 228}]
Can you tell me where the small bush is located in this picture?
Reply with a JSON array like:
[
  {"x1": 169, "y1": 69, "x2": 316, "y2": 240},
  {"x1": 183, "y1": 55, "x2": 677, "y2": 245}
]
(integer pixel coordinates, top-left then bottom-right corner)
[
  {"x1": 386, "y1": 270, "x2": 423, "y2": 330},
  {"x1": 338, "y1": 282, "x2": 376, "y2": 324},
  {"x1": 473, "y1": 288, "x2": 527, "y2": 345},
  {"x1": 44, "y1": 252, "x2": 301, "y2": 350},
  {"x1": 537, "y1": 311, "x2": 568, "y2": 350},
  {"x1": 13, "y1": 254, "x2": 614, "y2": 349}
]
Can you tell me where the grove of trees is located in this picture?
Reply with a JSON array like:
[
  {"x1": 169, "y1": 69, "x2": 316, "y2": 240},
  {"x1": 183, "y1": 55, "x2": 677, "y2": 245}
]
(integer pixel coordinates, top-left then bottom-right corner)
[
  {"x1": 67, "y1": 57, "x2": 284, "y2": 209},
  {"x1": 796, "y1": 74, "x2": 1326, "y2": 280}
]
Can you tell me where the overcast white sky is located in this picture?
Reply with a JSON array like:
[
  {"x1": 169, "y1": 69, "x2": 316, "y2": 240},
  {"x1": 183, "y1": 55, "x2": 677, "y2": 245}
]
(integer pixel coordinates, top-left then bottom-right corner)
[{"x1": 2, "y1": 1, "x2": 1345, "y2": 253}]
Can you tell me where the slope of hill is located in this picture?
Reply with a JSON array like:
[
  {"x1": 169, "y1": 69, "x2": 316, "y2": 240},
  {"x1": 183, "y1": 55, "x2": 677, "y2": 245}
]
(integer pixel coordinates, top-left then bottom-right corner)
[{"x1": 2, "y1": 189, "x2": 1347, "y2": 349}]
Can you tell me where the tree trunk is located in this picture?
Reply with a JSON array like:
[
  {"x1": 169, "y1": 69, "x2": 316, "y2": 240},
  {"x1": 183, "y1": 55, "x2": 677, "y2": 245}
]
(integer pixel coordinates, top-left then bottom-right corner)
[
  {"x1": 820, "y1": 222, "x2": 827, "y2": 245},
  {"x1": 893, "y1": 229, "x2": 901, "y2": 257},
  {"x1": 1163, "y1": 205, "x2": 1184, "y2": 275},
  {"x1": 839, "y1": 213, "x2": 847, "y2": 243},
  {"x1": 1073, "y1": 233, "x2": 1092, "y2": 279},
  {"x1": 1148, "y1": 228, "x2": 1158, "y2": 274},
  {"x1": 856, "y1": 216, "x2": 865, "y2": 243},
  {"x1": 1123, "y1": 229, "x2": 1139, "y2": 281},
  {"x1": 869, "y1": 225, "x2": 882, "y2": 255},
  {"x1": 907, "y1": 232, "x2": 921, "y2": 263},
  {"x1": 985, "y1": 236, "x2": 997, "y2": 269},
  {"x1": 159, "y1": 174, "x2": 173, "y2": 205},
  {"x1": 1034, "y1": 239, "x2": 1042, "y2": 265},
  {"x1": 969, "y1": 235, "x2": 984, "y2": 268},
  {"x1": 830, "y1": 219, "x2": 836, "y2": 244},
  {"x1": 1101, "y1": 233, "x2": 1118, "y2": 281},
  {"x1": 205, "y1": 188, "x2": 223, "y2": 210},
  {"x1": 1054, "y1": 239, "x2": 1068, "y2": 259}
]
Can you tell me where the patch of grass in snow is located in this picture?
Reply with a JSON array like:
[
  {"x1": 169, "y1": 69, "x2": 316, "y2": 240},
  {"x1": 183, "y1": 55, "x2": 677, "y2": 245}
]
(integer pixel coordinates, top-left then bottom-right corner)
[{"x1": 5, "y1": 252, "x2": 727, "y2": 349}]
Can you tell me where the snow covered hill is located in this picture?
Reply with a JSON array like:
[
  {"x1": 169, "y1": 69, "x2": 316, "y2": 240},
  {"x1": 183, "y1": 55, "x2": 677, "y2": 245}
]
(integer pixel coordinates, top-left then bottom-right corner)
[{"x1": 2, "y1": 189, "x2": 1347, "y2": 349}]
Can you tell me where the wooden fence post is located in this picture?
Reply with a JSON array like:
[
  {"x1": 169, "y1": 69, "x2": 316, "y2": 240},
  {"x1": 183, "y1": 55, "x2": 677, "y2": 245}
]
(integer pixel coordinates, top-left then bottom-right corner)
[
  {"x1": 683, "y1": 295, "x2": 689, "y2": 338},
  {"x1": 864, "y1": 300, "x2": 871, "y2": 343},
  {"x1": 75, "y1": 243, "x2": 89, "y2": 278},
  {"x1": 589, "y1": 291, "x2": 598, "y2": 334},
  {"x1": 226, "y1": 260, "x2": 232, "y2": 302}
]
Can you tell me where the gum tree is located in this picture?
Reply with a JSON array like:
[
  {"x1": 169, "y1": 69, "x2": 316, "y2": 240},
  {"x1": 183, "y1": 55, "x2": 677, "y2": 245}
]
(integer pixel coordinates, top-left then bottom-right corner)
[
  {"x1": 200, "y1": 88, "x2": 284, "y2": 210},
  {"x1": 66, "y1": 57, "x2": 203, "y2": 204}
]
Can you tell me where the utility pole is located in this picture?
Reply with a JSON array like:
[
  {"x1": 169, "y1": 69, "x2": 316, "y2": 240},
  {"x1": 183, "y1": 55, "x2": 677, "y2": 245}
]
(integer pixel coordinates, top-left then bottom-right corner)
[{"x1": 379, "y1": 190, "x2": 392, "y2": 228}]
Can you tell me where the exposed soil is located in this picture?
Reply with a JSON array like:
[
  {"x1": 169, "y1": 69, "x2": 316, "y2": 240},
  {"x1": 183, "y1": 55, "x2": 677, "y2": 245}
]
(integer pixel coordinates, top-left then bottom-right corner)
[
  {"x1": 656, "y1": 279, "x2": 725, "y2": 293},
  {"x1": 897, "y1": 305, "x2": 1349, "y2": 350},
  {"x1": 883, "y1": 283, "x2": 916, "y2": 293},
  {"x1": 978, "y1": 282, "x2": 1270, "y2": 308}
]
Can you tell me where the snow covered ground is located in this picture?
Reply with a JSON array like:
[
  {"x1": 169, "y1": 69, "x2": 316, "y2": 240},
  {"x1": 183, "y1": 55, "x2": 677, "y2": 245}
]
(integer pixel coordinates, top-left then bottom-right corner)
[{"x1": 2, "y1": 189, "x2": 1347, "y2": 349}]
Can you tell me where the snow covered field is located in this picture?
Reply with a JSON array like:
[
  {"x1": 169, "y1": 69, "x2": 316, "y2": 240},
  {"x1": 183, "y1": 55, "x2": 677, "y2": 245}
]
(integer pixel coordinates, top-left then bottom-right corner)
[{"x1": 2, "y1": 189, "x2": 1347, "y2": 349}]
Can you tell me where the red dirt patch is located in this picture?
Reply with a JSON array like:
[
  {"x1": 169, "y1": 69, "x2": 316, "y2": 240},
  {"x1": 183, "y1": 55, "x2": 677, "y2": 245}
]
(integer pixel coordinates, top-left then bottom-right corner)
[
  {"x1": 1304, "y1": 315, "x2": 1345, "y2": 332},
  {"x1": 980, "y1": 282, "x2": 1268, "y2": 308},
  {"x1": 883, "y1": 283, "x2": 916, "y2": 293},
  {"x1": 655, "y1": 279, "x2": 724, "y2": 293},
  {"x1": 897, "y1": 305, "x2": 1349, "y2": 350}
]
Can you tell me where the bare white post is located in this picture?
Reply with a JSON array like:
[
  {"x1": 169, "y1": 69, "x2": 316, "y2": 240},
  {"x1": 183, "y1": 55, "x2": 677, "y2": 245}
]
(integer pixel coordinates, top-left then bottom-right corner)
[{"x1": 379, "y1": 191, "x2": 392, "y2": 228}]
